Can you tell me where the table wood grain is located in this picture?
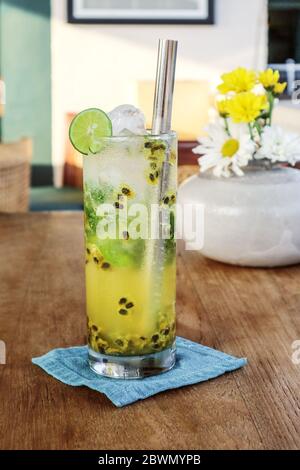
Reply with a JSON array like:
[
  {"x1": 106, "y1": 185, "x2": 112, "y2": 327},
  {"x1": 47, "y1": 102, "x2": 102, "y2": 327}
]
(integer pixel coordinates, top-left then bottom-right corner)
[{"x1": 0, "y1": 213, "x2": 300, "y2": 450}]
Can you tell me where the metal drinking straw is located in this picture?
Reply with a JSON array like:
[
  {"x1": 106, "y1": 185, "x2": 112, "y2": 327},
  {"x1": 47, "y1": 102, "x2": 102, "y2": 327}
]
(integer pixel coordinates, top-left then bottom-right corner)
[
  {"x1": 152, "y1": 39, "x2": 178, "y2": 136},
  {"x1": 152, "y1": 38, "x2": 178, "y2": 214},
  {"x1": 148, "y1": 39, "x2": 177, "y2": 320}
]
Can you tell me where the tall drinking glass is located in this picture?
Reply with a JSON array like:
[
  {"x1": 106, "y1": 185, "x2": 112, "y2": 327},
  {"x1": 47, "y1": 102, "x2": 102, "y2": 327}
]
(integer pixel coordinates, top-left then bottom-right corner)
[{"x1": 83, "y1": 132, "x2": 177, "y2": 378}]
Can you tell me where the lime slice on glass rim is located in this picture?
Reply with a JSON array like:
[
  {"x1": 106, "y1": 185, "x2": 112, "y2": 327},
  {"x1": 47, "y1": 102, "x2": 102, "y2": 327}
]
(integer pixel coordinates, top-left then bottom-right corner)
[{"x1": 69, "y1": 108, "x2": 112, "y2": 155}]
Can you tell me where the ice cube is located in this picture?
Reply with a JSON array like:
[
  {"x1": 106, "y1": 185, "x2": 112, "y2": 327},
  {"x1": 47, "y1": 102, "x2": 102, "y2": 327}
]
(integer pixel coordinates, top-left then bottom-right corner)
[{"x1": 108, "y1": 104, "x2": 146, "y2": 136}]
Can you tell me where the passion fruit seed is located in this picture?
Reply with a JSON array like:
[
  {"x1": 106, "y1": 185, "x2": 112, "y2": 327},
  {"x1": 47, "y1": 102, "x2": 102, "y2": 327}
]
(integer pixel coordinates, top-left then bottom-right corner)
[
  {"x1": 126, "y1": 302, "x2": 134, "y2": 309},
  {"x1": 152, "y1": 334, "x2": 159, "y2": 343},
  {"x1": 101, "y1": 262, "x2": 111, "y2": 270},
  {"x1": 119, "y1": 309, "x2": 128, "y2": 316},
  {"x1": 116, "y1": 184, "x2": 135, "y2": 200},
  {"x1": 96, "y1": 337, "x2": 109, "y2": 354},
  {"x1": 163, "y1": 193, "x2": 176, "y2": 206},
  {"x1": 93, "y1": 257, "x2": 99, "y2": 264},
  {"x1": 86, "y1": 248, "x2": 91, "y2": 255},
  {"x1": 119, "y1": 298, "x2": 127, "y2": 305},
  {"x1": 123, "y1": 231, "x2": 130, "y2": 240},
  {"x1": 152, "y1": 143, "x2": 166, "y2": 153},
  {"x1": 91, "y1": 325, "x2": 98, "y2": 332}
]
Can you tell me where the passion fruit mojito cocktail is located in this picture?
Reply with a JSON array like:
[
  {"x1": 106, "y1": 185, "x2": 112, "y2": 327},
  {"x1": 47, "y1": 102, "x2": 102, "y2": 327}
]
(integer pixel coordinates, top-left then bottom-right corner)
[{"x1": 70, "y1": 105, "x2": 177, "y2": 377}]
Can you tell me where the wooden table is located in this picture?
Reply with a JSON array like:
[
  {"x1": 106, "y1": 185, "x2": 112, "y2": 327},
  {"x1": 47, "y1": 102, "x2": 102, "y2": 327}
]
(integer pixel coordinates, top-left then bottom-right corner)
[{"x1": 0, "y1": 213, "x2": 300, "y2": 450}]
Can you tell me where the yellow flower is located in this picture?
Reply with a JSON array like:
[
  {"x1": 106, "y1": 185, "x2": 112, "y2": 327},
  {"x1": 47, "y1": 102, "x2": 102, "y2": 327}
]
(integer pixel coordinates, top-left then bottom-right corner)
[
  {"x1": 226, "y1": 92, "x2": 268, "y2": 123},
  {"x1": 216, "y1": 99, "x2": 230, "y2": 117},
  {"x1": 218, "y1": 67, "x2": 257, "y2": 94},
  {"x1": 259, "y1": 69, "x2": 279, "y2": 89},
  {"x1": 274, "y1": 81, "x2": 287, "y2": 95}
]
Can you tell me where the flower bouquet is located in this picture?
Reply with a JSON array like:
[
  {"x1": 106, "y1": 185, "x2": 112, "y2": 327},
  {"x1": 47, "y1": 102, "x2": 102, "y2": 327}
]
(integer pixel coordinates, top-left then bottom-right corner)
[
  {"x1": 179, "y1": 67, "x2": 300, "y2": 267},
  {"x1": 193, "y1": 67, "x2": 300, "y2": 177}
]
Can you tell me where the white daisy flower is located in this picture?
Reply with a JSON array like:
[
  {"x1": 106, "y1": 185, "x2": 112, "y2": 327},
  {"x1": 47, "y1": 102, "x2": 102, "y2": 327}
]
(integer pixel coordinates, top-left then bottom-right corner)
[
  {"x1": 193, "y1": 121, "x2": 256, "y2": 177},
  {"x1": 256, "y1": 126, "x2": 300, "y2": 165}
]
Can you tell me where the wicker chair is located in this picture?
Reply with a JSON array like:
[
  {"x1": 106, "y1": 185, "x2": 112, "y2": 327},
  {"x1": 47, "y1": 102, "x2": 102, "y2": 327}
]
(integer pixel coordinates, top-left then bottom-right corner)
[{"x1": 0, "y1": 138, "x2": 32, "y2": 213}]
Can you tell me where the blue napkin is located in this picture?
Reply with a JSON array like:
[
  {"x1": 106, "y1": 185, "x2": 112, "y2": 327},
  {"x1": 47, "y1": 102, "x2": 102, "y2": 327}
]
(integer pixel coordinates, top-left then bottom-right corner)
[{"x1": 32, "y1": 337, "x2": 247, "y2": 407}]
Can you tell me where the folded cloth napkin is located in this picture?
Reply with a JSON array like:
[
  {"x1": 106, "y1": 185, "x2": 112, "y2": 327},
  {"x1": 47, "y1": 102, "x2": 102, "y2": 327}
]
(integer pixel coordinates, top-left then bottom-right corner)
[{"x1": 32, "y1": 337, "x2": 247, "y2": 407}]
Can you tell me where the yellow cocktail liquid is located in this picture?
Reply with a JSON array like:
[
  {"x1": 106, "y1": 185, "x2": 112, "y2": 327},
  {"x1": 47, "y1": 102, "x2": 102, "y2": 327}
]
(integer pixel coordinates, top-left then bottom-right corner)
[{"x1": 86, "y1": 255, "x2": 176, "y2": 356}]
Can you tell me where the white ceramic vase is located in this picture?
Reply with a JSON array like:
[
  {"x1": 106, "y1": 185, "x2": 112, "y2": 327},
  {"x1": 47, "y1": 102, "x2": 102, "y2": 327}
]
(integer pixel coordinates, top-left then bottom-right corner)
[{"x1": 178, "y1": 166, "x2": 300, "y2": 267}]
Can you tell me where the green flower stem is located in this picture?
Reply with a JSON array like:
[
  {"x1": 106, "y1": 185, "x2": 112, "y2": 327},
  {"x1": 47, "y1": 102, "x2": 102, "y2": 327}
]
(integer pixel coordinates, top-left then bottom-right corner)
[
  {"x1": 268, "y1": 92, "x2": 275, "y2": 126},
  {"x1": 254, "y1": 121, "x2": 262, "y2": 137},
  {"x1": 224, "y1": 117, "x2": 231, "y2": 136},
  {"x1": 248, "y1": 123, "x2": 254, "y2": 140}
]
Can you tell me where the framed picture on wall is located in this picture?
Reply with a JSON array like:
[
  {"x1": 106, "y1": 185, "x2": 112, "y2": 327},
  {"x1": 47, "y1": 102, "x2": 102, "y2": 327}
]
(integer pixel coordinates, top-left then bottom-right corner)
[{"x1": 68, "y1": 0, "x2": 215, "y2": 25}]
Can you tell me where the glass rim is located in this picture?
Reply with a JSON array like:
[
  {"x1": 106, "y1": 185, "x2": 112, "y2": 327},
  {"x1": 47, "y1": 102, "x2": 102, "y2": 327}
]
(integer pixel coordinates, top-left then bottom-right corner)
[{"x1": 93, "y1": 130, "x2": 177, "y2": 141}]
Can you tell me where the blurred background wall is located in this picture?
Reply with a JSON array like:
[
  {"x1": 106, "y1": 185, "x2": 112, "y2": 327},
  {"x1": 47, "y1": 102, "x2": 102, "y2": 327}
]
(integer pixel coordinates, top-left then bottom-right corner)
[
  {"x1": 51, "y1": 0, "x2": 268, "y2": 185},
  {"x1": 0, "y1": 0, "x2": 268, "y2": 185},
  {"x1": 2, "y1": 0, "x2": 300, "y2": 210}
]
